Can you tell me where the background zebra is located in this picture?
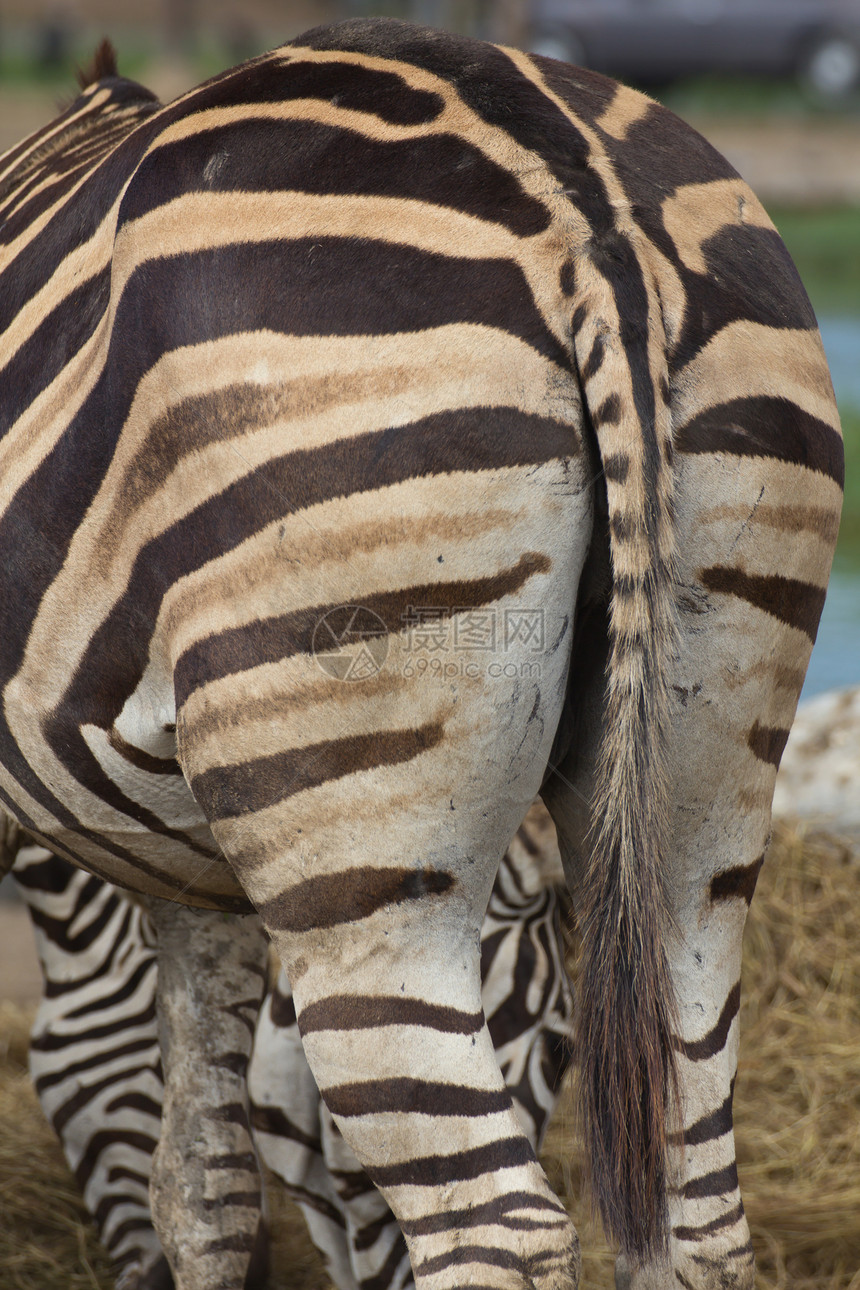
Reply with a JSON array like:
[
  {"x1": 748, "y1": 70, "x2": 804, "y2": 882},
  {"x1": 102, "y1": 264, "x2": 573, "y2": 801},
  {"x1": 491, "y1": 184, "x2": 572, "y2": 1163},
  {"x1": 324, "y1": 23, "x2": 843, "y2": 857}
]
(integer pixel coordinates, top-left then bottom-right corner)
[
  {"x1": 0, "y1": 19, "x2": 842, "y2": 1289},
  {"x1": 9, "y1": 803, "x2": 573, "y2": 1290}
]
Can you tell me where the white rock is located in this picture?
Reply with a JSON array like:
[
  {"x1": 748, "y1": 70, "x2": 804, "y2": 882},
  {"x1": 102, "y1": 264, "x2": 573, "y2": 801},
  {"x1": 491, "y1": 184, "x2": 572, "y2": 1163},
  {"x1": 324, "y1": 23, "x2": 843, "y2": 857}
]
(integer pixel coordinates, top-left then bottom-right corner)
[{"x1": 773, "y1": 686, "x2": 860, "y2": 836}]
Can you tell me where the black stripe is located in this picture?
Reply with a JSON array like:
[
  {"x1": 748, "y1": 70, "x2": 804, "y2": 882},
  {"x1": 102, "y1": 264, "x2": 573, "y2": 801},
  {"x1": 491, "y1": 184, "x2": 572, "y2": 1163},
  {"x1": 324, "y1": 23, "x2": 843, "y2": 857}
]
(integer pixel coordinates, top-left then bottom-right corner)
[
  {"x1": 118, "y1": 118, "x2": 550, "y2": 238},
  {"x1": 92, "y1": 1190, "x2": 151, "y2": 1230},
  {"x1": 259, "y1": 860, "x2": 453, "y2": 933},
  {"x1": 204, "y1": 1232, "x2": 257, "y2": 1255},
  {"x1": 31, "y1": 1003, "x2": 157, "y2": 1056},
  {"x1": 268, "y1": 985, "x2": 297, "y2": 1028},
  {"x1": 676, "y1": 396, "x2": 844, "y2": 488},
  {"x1": 674, "y1": 1201, "x2": 745, "y2": 1243},
  {"x1": 581, "y1": 333, "x2": 606, "y2": 381},
  {"x1": 212, "y1": 1050, "x2": 254, "y2": 1077},
  {"x1": 249, "y1": 1104, "x2": 322, "y2": 1154},
  {"x1": 13, "y1": 851, "x2": 82, "y2": 894},
  {"x1": 74, "y1": 1128, "x2": 159, "y2": 1189},
  {"x1": 367, "y1": 1135, "x2": 534, "y2": 1188},
  {"x1": 357, "y1": 1231, "x2": 410, "y2": 1290},
  {"x1": 692, "y1": 1239, "x2": 754, "y2": 1264},
  {"x1": 176, "y1": 551, "x2": 551, "y2": 704},
  {"x1": 119, "y1": 391, "x2": 576, "y2": 539},
  {"x1": 682, "y1": 1161, "x2": 739, "y2": 1201},
  {"x1": 33, "y1": 1035, "x2": 158, "y2": 1093},
  {"x1": 157, "y1": 55, "x2": 444, "y2": 129},
  {"x1": 27, "y1": 883, "x2": 122, "y2": 955},
  {"x1": 672, "y1": 1086, "x2": 734, "y2": 1147},
  {"x1": 45, "y1": 906, "x2": 139, "y2": 998},
  {"x1": 279, "y1": 1179, "x2": 346, "y2": 1228},
  {"x1": 400, "y1": 1190, "x2": 567, "y2": 1238},
  {"x1": 119, "y1": 237, "x2": 568, "y2": 365},
  {"x1": 323, "y1": 1077, "x2": 512, "y2": 1118},
  {"x1": 700, "y1": 566, "x2": 826, "y2": 643},
  {"x1": 65, "y1": 954, "x2": 156, "y2": 1020},
  {"x1": 675, "y1": 982, "x2": 741, "y2": 1062},
  {"x1": 297, "y1": 994, "x2": 483, "y2": 1037},
  {"x1": 415, "y1": 1244, "x2": 560, "y2": 1276},
  {"x1": 602, "y1": 453, "x2": 629, "y2": 484},
  {"x1": 710, "y1": 855, "x2": 764, "y2": 906},
  {"x1": 747, "y1": 720, "x2": 790, "y2": 768},
  {"x1": 108, "y1": 729, "x2": 181, "y2": 775},
  {"x1": 353, "y1": 1210, "x2": 400, "y2": 1252},
  {"x1": 51, "y1": 1060, "x2": 159, "y2": 1135},
  {"x1": 104, "y1": 1090, "x2": 162, "y2": 1118},
  {"x1": 107, "y1": 1164, "x2": 151, "y2": 1187},
  {"x1": 192, "y1": 723, "x2": 445, "y2": 825},
  {"x1": 594, "y1": 393, "x2": 622, "y2": 425},
  {"x1": 329, "y1": 1166, "x2": 377, "y2": 1201},
  {"x1": 202, "y1": 1150, "x2": 257, "y2": 1172}
]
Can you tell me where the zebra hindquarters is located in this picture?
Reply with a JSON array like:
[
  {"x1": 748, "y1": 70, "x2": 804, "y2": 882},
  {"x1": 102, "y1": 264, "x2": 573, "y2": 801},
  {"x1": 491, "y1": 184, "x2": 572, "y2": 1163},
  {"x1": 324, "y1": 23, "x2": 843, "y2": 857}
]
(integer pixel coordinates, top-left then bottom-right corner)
[
  {"x1": 175, "y1": 469, "x2": 590, "y2": 1290},
  {"x1": 146, "y1": 899, "x2": 270, "y2": 1290},
  {"x1": 548, "y1": 430, "x2": 841, "y2": 1288}
]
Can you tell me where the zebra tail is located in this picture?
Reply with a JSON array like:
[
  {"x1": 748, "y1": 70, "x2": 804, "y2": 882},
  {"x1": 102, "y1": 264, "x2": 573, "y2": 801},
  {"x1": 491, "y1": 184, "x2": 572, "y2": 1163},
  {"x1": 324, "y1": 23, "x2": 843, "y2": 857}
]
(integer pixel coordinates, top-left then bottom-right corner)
[{"x1": 572, "y1": 241, "x2": 679, "y2": 1261}]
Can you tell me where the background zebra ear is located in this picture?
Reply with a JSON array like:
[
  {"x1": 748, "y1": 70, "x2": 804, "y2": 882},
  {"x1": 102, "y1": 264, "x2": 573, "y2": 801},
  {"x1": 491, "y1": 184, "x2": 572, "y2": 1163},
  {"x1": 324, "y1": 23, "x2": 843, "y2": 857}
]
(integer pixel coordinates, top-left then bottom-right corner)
[{"x1": 76, "y1": 38, "x2": 118, "y2": 90}]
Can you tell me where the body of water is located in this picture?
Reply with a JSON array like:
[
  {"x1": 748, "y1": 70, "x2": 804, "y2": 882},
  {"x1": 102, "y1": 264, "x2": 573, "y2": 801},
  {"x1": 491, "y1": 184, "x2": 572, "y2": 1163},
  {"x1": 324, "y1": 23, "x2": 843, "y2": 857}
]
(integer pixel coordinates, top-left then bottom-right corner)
[
  {"x1": 818, "y1": 317, "x2": 860, "y2": 410},
  {"x1": 803, "y1": 316, "x2": 859, "y2": 699}
]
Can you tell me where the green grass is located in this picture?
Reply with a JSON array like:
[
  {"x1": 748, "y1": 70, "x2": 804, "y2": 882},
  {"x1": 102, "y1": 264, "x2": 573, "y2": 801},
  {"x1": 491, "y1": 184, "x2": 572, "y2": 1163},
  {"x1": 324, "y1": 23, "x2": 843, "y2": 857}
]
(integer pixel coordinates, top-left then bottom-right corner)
[
  {"x1": 656, "y1": 73, "x2": 860, "y2": 120},
  {"x1": 767, "y1": 207, "x2": 860, "y2": 316}
]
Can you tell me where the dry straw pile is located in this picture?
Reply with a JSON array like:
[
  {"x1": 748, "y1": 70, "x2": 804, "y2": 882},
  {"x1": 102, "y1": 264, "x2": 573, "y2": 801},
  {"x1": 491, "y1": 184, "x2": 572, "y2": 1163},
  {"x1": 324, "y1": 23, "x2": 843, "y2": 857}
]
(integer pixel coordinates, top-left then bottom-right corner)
[{"x1": 0, "y1": 822, "x2": 857, "y2": 1288}]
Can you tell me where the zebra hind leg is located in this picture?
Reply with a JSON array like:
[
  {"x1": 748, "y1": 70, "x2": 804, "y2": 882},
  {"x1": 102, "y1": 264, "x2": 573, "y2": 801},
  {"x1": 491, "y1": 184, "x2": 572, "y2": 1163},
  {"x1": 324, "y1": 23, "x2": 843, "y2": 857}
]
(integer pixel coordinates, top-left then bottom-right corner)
[
  {"x1": 250, "y1": 803, "x2": 574, "y2": 1290},
  {"x1": 245, "y1": 816, "x2": 580, "y2": 1290},
  {"x1": 146, "y1": 899, "x2": 270, "y2": 1290}
]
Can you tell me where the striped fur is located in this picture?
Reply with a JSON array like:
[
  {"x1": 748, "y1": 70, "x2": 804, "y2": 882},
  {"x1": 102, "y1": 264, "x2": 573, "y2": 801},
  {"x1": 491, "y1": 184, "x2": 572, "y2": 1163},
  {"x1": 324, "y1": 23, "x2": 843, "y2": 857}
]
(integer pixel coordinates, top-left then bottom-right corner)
[
  {"x1": 10, "y1": 804, "x2": 573, "y2": 1290},
  {"x1": 13, "y1": 843, "x2": 169, "y2": 1290},
  {"x1": 0, "y1": 19, "x2": 842, "y2": 1289}
]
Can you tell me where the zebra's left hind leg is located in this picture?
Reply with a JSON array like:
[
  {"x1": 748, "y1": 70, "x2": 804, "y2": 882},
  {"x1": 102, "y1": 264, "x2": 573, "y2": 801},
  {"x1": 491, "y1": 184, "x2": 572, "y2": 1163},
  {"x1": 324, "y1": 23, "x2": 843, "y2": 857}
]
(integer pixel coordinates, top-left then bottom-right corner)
[{"x1": 146, "y1": 899, "x2": 269, "y2": 1290}]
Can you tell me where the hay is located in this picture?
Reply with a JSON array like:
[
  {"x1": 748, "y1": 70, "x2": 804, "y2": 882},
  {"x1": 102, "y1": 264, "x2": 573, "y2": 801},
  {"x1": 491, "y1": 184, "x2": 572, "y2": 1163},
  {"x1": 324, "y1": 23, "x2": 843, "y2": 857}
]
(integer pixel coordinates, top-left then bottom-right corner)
[
  {"x1": 0, "y1": 1002, "x2": 328, "y2": 1290},
  {"x1": 543, "y1": 822, "x2": 860, "y2": 1288},
  {"x1": 1, "y1": 824, "x2": 858, "y2": 1288},
  {"x1": 0, "y1": 1003, "x2": 114, "y2": 1290}
]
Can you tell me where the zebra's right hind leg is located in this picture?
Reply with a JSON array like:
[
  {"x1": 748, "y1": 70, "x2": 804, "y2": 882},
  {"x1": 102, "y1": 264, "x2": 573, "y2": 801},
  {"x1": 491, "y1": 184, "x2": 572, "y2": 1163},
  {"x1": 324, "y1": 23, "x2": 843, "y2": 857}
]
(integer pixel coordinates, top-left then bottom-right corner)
[{"x1": 146, "y1": 899, "x2": 270, "y2": 1290}]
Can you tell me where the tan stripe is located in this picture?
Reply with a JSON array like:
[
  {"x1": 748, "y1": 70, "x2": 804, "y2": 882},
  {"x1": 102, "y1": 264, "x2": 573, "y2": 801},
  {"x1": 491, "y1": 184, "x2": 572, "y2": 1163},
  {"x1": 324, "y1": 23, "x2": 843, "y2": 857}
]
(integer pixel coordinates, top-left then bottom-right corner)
[
  {"x1": 673, "y1": 322, "x2": 840, "y2": 430},
  {"x1": 593, "y1": 81, "x2": 653, "y2": 141},
  {"x1": 117, "y1": 187, "x2": 522, "y2": 273},
  {"x1": 660, "y1": 179, "x2": 774, "y2": 276}
]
